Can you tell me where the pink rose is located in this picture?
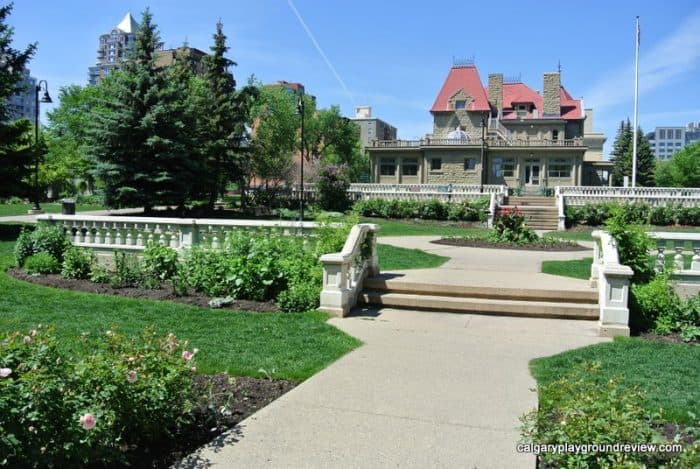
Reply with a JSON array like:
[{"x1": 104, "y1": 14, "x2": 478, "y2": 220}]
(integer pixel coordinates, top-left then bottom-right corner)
[
  {"x1": 80, "y1": 413, "x2": 96, "y2": 430},
  {"x1": 0, "y1": 368, "x2": 11, "y2": 378},
  {"x1": 126, "y1": 370, "x2": 138, "y2": 383},
  {"x1": 182, "y1": 350, "x2": 194, "y2": 361}
]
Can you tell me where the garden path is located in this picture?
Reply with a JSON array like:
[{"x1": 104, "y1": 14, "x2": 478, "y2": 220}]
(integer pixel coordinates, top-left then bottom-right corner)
[
  {"x1": 178, "y1": 309, "x2": 608, "y2": 468},
  {"x1": 375, "y1": 235, "x2": 594, "y2": 291}
]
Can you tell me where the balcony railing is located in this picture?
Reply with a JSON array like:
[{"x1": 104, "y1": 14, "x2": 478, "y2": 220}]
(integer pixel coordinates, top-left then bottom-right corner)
[{"x1": 370, "y1": 137, "x2": 585, "y2": 148}]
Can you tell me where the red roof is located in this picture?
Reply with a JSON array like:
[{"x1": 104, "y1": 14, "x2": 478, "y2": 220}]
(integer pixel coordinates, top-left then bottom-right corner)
[
  {"x1": 495, "y1": 82, "x2": 583, "y2": 120},
  {"x1": 559, "y1": 86, "x2": 582, "y2": 119},
  {"x1": 430, "y1": 66, "x2": 490, "y2": 112}
]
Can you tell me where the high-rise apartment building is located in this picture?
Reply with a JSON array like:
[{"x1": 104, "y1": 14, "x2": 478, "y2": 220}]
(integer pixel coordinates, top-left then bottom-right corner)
[
  {"x1": 6, "y1": 68, "x2": 36, "y2": 121},
  {"x1": 88, "y1": 12, "x2": 140, "y2": 85},
  {"x1": 351, "y1": 106, "x2": 397, "y2": 148}
]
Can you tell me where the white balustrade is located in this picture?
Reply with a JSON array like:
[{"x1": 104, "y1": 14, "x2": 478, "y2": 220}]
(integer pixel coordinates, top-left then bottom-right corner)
[
  {"x1": 319, "y1": 223, "x2": 380, "y2": 317},
  {"x1": 36, "y1": 214, "x2": 317, "y2": 254},
  {"x1": 590, "y1": 230, "x2": 634, "y2": 337},
  {"x1": 648, "y1": 232, "x2": 700, "y2": 282},
  {"x1": 558, "y1": 186, "x2": 700, "y2": 208}
]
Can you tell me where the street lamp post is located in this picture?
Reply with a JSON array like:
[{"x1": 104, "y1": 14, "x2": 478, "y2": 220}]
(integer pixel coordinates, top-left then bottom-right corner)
[
  {"x1": 296, "y1": 92, "x2": 305, "y2": 223},
  {"x1": 30, "y1": 80, "x2": 52, "y2": 213}
]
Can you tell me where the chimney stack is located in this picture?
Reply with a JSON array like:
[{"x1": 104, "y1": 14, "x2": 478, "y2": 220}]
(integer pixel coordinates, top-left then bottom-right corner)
[
  {"x1": 542, "y1": 72, "x2": 561, "y2": 117},
  {"x1": 487, "y1": 73, "x2": 503, "y2": 115}
]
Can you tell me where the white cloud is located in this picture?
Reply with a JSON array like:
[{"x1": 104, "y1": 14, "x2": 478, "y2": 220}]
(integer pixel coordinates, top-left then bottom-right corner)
[{"x1": 585, "y1": 10, "x2": 700, "y2": 110}]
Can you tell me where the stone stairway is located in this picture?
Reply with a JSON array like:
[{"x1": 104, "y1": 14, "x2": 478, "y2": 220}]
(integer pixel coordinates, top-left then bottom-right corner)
[
  {"x1": 499, "y1": 196, "x2": 558, "y2": 231},
  {"x1": 360, "y1": 276, "x2": 598, "y2": 320}
]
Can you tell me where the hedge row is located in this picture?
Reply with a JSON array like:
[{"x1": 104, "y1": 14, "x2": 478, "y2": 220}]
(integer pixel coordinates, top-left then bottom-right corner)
[
  {"x1": 352, "y1": 197, "x2": 489, "y2": 222},
  {"x1": 565, "y1": 203, "x2": 700, "y2": 227}
]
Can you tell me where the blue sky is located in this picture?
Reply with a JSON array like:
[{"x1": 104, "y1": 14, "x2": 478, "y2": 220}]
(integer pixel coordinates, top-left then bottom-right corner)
[{"x1": 10, "y1": 0, "x2": 700, "y2": 157}]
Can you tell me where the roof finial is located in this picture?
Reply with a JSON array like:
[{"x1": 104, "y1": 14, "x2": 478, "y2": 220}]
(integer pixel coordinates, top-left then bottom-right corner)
[{"x1": 557, "y1": 60, "x2": 562, "y2": 75}]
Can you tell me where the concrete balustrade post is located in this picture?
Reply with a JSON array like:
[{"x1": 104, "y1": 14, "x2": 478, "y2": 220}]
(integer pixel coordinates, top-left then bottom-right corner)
[
  {"x1": 598, "y1": 264, "x2": 633, "y2": 337},
  {"x1": 319, "y1": 254, "x2": 350, "y2": 317}
]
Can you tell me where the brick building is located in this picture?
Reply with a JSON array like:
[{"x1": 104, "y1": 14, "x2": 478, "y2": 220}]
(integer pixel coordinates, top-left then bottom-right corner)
[{"x1": 367, "y1": 62, "x2": 608, "y2": 191}]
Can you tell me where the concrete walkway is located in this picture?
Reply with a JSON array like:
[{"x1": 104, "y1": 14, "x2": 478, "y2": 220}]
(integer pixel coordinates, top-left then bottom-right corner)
[
  {"x1": 179, "y1": 309, "x2": 608, "y2": 468},
  {"x1": 378, "y1": 235, "x2": 595, "y2": 291},
  {"x1": 0, "y1": 207, "x2": 145, "y2": 224}
]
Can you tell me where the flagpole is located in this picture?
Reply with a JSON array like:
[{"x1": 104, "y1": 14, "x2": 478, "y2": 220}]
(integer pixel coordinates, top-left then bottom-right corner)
[{"x1": 632, "y1": 16, "x2": 640, "y2": 187}]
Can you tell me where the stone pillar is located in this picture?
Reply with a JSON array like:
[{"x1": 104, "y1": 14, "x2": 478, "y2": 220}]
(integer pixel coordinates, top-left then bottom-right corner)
[
  {"x1": 542, "y1": 72, "x2": 561, "y2": 117},
  {"x1": 598, "y1": 264, "x2": 633, "y2": 337},
  {"x1": 319, "y1": 255, "x2": 350, "y2": 317},
  {"x1": 179, "y1": 222, "x2": 199, "y2": 249}
]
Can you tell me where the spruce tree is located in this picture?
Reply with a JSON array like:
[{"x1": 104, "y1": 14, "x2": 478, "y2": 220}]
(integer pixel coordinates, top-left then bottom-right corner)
[
  {"x1": 0, "y1": 3, "x2": 36, "y2": 198},
  {"x1": 610, "y1": 119, "x2": 655, "y2": 186},
  {"x1": 91, "y1": 9, "x2": 191, "y2": 209},
  {"x1": 200, "y1": 21, "x2": 258, "y2": 208}
]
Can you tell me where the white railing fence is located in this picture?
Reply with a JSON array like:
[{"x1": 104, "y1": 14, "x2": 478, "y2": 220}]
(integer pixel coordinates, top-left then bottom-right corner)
[
  {"x1": 648, "y1": 232, "x2": 700, "y2": 282},
  {"x1": 37, "y1": 214, "x2": 317, "y2": 253},
  {"x1": 319, "y1": 223, "x2": 380, "y2": 317}
]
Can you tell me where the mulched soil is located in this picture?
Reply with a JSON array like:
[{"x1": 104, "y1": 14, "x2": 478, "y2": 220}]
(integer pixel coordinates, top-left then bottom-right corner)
[
  {"x1": 7, "y1": 268, "x2": 279, "y2": 313},
  {"x1": 638, "y1": 331, "x2": 697, "y2": 345},
  {"x1": 431, "y1": 238, "x2": 589, "y2": 252},
  {"x1": 136, "y1": 375, "x2": 298, "y2": 468}
]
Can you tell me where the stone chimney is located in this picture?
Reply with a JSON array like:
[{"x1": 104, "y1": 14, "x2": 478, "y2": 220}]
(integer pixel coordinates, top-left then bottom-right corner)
[
  {"x1": 487, "y1": 74, "x2": 503, "y2": 115},
  {"x1": 542, "y1": 72, "x2": 561, "y2": 117}
]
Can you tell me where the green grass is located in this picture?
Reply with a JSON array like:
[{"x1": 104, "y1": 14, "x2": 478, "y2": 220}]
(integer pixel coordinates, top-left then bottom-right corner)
[
  {"x1": 542, "y1": 255, "x2": 692, "y2": 280},
  {"x1": 362, "y1": 217, "x2": 489, "y2": 238},
  {"x1": 541, "y1": 257, "x2": 592, "y2": 280},
  {"x1": 531, "y1": 337, "x2": 700, "y2": 424},
  {"x1": 543, "y1": 229, "x2": 595, "y2": 242},
  {"x1": 0, "y1": 233, "x2": 359, "y2": 380},
  {"x1": 0, "y1": 203, "x2": 106, "y2": 217},
  {"x1": 378, "y1": 243, "x2": 449, "y2": 270}
]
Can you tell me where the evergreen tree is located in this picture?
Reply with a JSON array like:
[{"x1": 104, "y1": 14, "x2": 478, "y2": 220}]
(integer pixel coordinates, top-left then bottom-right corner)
[
  {"x1": 0, "y1": 3, "x2": 36, "y2": 198},
  {"x1": 200, "y1": 21, "x2": 258, "y2": 208},
  {"x1": 610, "y1": 120, "x2": 655, "y2": 186},
  {"x1": 91, "y1": 9, "x2": 192, "y2": 209}
]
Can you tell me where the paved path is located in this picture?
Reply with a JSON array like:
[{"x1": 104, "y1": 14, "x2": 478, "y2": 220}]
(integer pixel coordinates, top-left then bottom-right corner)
[
  {"x1": 377, "y1": 235, "x2": 595, "y2": 291},
  {"x1": 0, "y1": 207, "x2": 145, "y2": 224},
  {"x1": 179, "y1": 310, "x2": 608, "y2": 468}
]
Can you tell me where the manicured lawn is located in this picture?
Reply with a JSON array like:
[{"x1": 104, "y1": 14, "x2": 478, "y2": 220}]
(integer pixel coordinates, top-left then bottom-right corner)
[
  {"x1": 362, "y1": 217, "x2": 489, "y2": 238},
  {"x1": 0, "y1": 236, "x2": 359, "y2": 380},
  {"x1": 0, "y1": 203, "x2": 106, "y2": 217},
  {"x1": 541, "y1": 257, "x2": 592, "y2": 280},
  {"x1": 542, "y1": 255, "x2": 692, "y2": 280},
  {"x1": 378, "y1": 243, "x2": 449, "y2": 270},
  {"x1": 530, "y1": 337, "x2": 700, "y2": 424},
  {"x1": 543, "y1": 229, "x2": 595, "y2": 242}
]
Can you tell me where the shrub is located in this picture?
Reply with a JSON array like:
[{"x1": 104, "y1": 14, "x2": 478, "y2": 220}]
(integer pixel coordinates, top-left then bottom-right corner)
[
  {"x1": 630, "y1": 272, "x2": 681, "y2": 332},
  {"x1": 521, "y1": 362, "x2": 656, "y2": 468},
  {"x1": 490, "y1": 208, "x2": 538, "y2": 244},
  {"x1": 352, "y1": 197, "x2": 488, "y2": 222},
  {"x1": 61, "y1": 247, "x2": 96, "y2": 280},
  {"x1": 142, "y1": 243, "x2": 179, "y2": 281},
  {"x1": 0, "y1": 326, "x2": 196, "y2": 467},
  {"x1": 316, "y1": 164, "x2": 350, "y2": 212},
  {"x1": 649, "y1": 204, "x2": 677, "y2": 226},
  {"x1": 566, "y1": 202, "x2": 700, "y2": 228},
  {"x1": 31, "y1": 225, "x2": 70, "y2": 263},
  {"x1": 13, "y1": 228, "x2": 34, "y2": 267},
  {"x1": 24, "y1": 252, "x2": 61, "y2": 274},
  {"x1": 89, "y1": 264, "x2": 111, "y2": 284},
  {"x1": 605, "y1": 205, "x2": 654, "y2": 283},
  {"x1": 112, "y1": 252, "x2": 144, "y2": 288},
  {"x1": 277, "y1": 281, "x2": 321, "y2": 313}
]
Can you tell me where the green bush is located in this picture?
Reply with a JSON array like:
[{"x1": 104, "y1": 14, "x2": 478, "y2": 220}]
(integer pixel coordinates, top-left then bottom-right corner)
[
  {"x1": 630, "y1": 273, "x2": 681, "y2": 331},
  {"x1": 13, "y1": 225, "x2": 69, "y2": 267},
  {"x1": 61, "y1": 247, "x2": 96, "y2": 280},
  {"x1": 490, "y1": 208, "x2": 538, "y2": 244},
  {"x1": 0, "y1": 326, "x2": 196, "y2": 467},
  {"x1": 13, "y1": 228, "x2": 34, "y2": 267},
  {"x1": 31, "y1": 225, "x2": 71, "y2": 263},
  {"x1": 353, "y1": 197, "x2": 488, "y2": 222},
  {"x1": 277, "y1": 281, "x2": 321, "y2": 313},
  {"x1": 605, "y1": 206, "x2": 654, "y2": 283},
  {"x1": 24, "y1": 252, "x2": 61, "y2": 275},
  {"x1": 142, "y1": 243, "x2": 179, "y2": 281},
  {"x1": 566, "y1": 202, "x2": 700, "y2": 227},
  {"x1": 521, "y1": 362, "x2": 656, "y2": 468},
  {"x1": 111, "y1": 252, "x2": 145, "y2": 288},
  {"x1": 649, "y1": 205, "x2": 677, "y2": 226}
]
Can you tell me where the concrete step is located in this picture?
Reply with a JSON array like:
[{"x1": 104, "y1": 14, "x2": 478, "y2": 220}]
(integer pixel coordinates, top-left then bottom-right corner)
[
  {"x1": 359, "y1": 291, "x2": 598, "y2": 320},
  {"x1": 363, "y1": 278, "x2": 598, "y2": 303},
  {"x1": 505, "y1": 196, "x2": 555, "y2": 206}
]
